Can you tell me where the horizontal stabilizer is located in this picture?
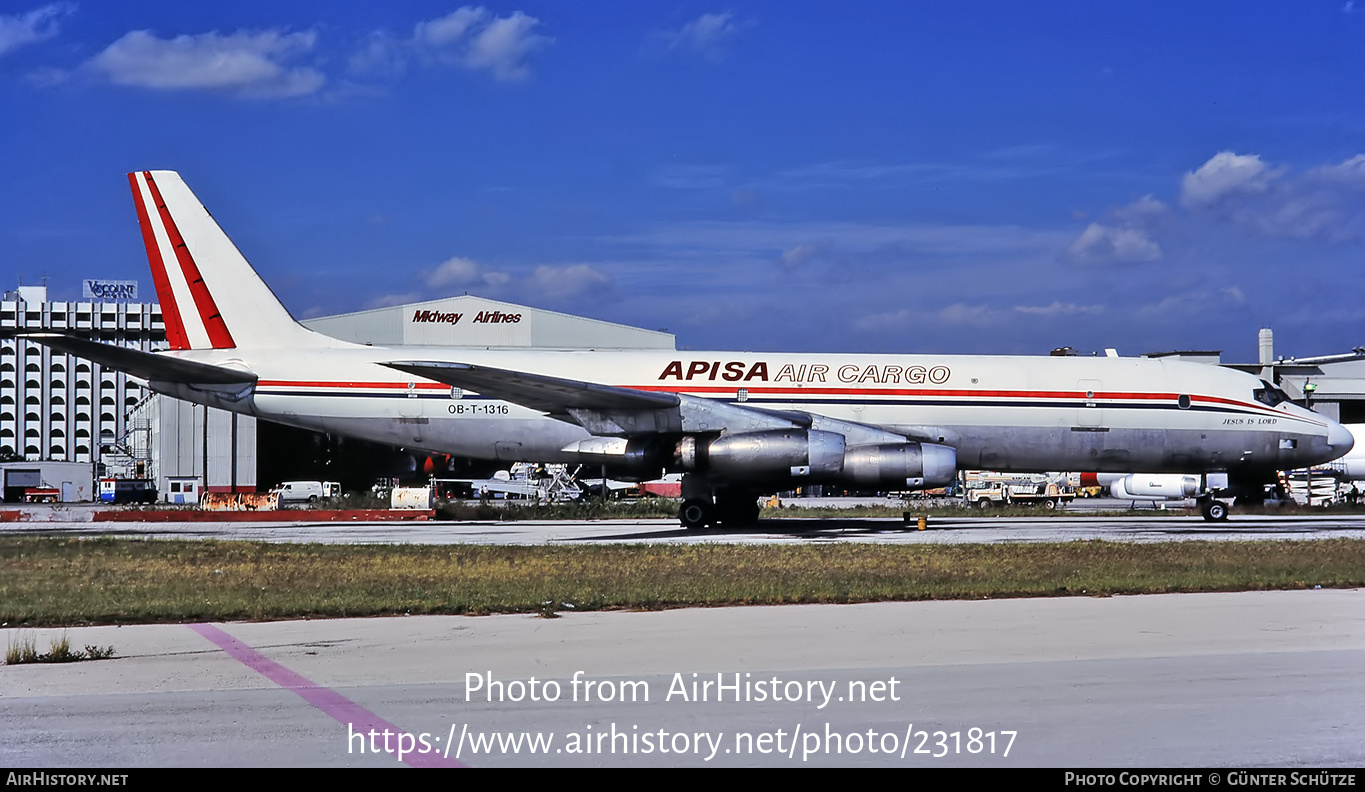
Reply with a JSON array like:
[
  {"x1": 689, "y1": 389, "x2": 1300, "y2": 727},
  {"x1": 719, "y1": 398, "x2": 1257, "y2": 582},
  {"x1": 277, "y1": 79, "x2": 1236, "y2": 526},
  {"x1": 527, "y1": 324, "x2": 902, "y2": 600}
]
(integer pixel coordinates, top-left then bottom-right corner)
[
  {"x1": 382, "y1": 360, "x2": 680, "y2": 414},
  {"x1": 21, "y1": 333, "x2": 257, "y2": 384}
]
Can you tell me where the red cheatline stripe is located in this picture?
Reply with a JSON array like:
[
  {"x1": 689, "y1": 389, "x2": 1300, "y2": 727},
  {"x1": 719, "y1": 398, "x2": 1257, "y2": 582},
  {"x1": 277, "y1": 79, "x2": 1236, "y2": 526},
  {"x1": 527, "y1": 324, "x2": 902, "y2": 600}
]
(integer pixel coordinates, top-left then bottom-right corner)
[
  {"x1": 188, "y1": 623, "x2": 464, "y2": 768},
  {"x1": 249, "y1": 379, "x2": 1309, "y2": 421},
  {"x1": 636, "y1": 384, "x2": 1121, "y2": 398},
  {"x1": 143, "y1": 172, "x2": 236, "y2": 350},
  {"x1": 128, "y1": 172, "x2": 190, "y2": 351}
]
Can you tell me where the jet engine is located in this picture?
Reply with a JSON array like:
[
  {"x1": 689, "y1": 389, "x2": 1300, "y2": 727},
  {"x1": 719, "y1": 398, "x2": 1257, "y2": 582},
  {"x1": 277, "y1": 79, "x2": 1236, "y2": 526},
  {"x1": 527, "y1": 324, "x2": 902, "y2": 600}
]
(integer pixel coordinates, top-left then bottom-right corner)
[
  {"x1": 842, "y1": 442, "x2": 958, "y2": 489},
  {"x1": 673, "y1": 430, "x2": 957, "y2": 490},
  {"x1": 675, "y1": 429, "x2": 846, "y2": 480},
  {"x1": 567, "y1": 430, "x2": 959, "y2": 491}
]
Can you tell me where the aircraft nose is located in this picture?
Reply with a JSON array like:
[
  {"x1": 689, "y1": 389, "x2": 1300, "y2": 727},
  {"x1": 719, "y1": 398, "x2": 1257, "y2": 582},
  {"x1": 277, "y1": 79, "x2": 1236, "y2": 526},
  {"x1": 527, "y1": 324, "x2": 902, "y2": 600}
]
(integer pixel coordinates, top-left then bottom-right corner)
[{"x1": 1328, "y1": 420, "x2": 1356, "y2": 454}]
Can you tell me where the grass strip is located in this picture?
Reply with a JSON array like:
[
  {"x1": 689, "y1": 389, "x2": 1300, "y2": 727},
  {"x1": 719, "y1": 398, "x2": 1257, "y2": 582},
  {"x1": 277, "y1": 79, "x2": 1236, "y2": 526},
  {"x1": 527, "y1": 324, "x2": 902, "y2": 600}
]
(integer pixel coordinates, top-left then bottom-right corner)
[
  {"x1": 433, "y1": 499, "x2": 1365, "y2": 521},
  {"x1": 2, "y1": 537, "x2": 1363, "y2": 627}
]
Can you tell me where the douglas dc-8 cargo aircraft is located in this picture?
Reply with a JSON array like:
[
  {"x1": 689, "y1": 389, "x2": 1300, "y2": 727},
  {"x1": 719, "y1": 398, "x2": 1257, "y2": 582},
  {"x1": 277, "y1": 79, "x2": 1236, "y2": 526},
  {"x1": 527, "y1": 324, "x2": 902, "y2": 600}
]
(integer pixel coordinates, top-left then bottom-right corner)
[{"x1": 25, "y1": 171, "x2": 1354, "y2": 526}]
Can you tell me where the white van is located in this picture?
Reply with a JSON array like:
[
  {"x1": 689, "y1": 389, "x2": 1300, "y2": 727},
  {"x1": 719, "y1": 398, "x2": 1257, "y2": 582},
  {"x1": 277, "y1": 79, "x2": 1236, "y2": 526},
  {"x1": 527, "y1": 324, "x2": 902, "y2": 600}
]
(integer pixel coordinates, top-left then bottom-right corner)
[{"x1": 272, "y1": 480, "x2": 340, "y2": 504}]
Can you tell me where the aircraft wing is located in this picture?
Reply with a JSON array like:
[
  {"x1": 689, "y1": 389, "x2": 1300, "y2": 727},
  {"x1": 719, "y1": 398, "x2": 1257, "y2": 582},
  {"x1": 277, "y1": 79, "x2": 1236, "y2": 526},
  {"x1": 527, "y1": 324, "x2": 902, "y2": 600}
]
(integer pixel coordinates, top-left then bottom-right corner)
[
  {"x1": 20, "y1": 333, "x2": 257, "y2": 384},
  {"x1": 382, "y1": 360, "x2": 681, "y2": 415},
  {"x1": 381, "y1": 360, "x2": 923, "y2": 441}
]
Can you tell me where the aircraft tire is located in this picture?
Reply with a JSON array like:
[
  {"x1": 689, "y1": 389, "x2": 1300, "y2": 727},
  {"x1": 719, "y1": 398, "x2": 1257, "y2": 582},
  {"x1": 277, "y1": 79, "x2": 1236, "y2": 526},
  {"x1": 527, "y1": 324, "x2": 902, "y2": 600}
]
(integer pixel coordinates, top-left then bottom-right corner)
[
  {"x1": 680, "y1": 499, "x2": 712, "y2": 531},
  {"x1": 1200, "y1": 499, "x2": 1229, "y2": 521},
  {"x1": 714, "y1": 492, "x2": 761, "y2": 526}
]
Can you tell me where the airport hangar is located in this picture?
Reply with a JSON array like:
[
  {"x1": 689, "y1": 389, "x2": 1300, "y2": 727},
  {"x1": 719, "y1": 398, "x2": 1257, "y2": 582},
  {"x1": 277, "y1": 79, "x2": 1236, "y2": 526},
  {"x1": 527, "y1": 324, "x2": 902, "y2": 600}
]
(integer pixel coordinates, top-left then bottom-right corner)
[
  {"x1": 1, "y1": 282, "x2": 1362, "y2": 501},
  {"x1": 0, "y1": 283, "x2": 672, "y2": 500}
]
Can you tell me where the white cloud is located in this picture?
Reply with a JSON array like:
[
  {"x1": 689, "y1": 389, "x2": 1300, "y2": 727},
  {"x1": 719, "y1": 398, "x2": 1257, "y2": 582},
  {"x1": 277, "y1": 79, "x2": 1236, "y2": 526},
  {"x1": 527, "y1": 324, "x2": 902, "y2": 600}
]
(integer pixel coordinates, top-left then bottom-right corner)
[
  {"x1": 1137, "y1": 288, "x2": 1247, "y2": 317},
  {"x1": 1065, "y1": 223, "x2": 1163, "y2": 263},
  {"x1": 1012, "y1": 302, "x2": 1104, "y2": 317},
  {"x1": 423, "y1": 256, "x2": 509, "y2": 289},
  {"x1": 937, "y1": 303, "x2": 1000, "y2": 326},
  {"x1": 778, "y1": 243, "x2": 825, "y2": 269},
  {"x1": 1308, "y1": 154, "x2": 1365, "y2": 186},
  {"x1": 1064, "y1": 194, "x2": 1168, "y2": 264},
  {"x1": 1180, "y1": 151, "x2": 1281, "y2": 209},
  {"x1": 464, "y1": 11, "x2": 549, "y2": 81},
  {"x1": 407, "y1": 6, "x2": 551, "y2": 82},
  {"x1": 852, "y1": 309, "x2": 914, "y2": 333},
  {"x1": 1171, "y1": 151, "x2": 1365, "y2": 242},
  {"x1": 665, "y1": 11, "x2": 742, "y2": 60},
  {"x1": 404, "y1": 257, "x2": 608, "y2": 305},
  {"x1": 608, "y1": 219, "x2": 1065, "y2": 259},
  {"x1": 413, "y1": 7, "x2": 485, "y2": 48},
  {"x1": 1113, "y1": 194, "x2": 1168, "y2": 221},
  {"x1": 528, "y1": 264, "x2": 611, "y2": 297},
  {"x1": 0, "y1": 3, "x2": 72, "y2": 57},
  {"x1": 365, "y1": 292, "x2": 424, "y2": 309},
  {"x1": 88, "y1": 29, "x2": 324, "y2": 98}
]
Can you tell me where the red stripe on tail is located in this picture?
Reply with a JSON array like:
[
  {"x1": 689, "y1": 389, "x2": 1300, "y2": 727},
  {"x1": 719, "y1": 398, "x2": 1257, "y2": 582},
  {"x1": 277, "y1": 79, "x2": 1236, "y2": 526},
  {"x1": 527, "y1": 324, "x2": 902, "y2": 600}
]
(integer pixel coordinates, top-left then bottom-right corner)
[
  {"x1": 128, "y1": 172, "x2": 190, "y2": 351},
  {"x1": 143, "y1": 172, "x2": 237, "y2": 350}
]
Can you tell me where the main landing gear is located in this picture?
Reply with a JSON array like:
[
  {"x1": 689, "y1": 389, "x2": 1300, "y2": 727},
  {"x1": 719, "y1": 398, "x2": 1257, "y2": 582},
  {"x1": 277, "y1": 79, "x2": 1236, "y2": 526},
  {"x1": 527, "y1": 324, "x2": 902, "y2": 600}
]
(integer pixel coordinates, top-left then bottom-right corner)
[
  {"x1": 678, "y1": 474, "x2": 761, "y2": 530},
  {"x1": 679, "y1": 498, "x2": 711, "y2": 530},
  {"x1": 1198, "y1": 497, "x2": 1229, "y2": 522}
]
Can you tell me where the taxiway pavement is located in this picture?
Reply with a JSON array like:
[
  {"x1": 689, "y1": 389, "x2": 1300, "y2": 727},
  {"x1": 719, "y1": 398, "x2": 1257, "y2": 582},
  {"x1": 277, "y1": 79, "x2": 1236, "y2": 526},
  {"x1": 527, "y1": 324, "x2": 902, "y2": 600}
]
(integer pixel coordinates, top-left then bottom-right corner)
[
  {"x1": 3, "y1": 590, "x2": 1363, "y2": 767},
  {"x1": 3, "y1": 510, "x2": 1365, "y2": 545}
]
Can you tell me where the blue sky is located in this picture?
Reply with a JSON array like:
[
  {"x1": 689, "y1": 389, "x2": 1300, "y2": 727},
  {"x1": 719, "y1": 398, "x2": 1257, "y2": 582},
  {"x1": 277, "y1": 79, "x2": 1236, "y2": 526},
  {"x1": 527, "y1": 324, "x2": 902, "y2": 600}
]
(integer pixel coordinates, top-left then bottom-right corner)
[{"x1": 3, "y1": 2, "x2": 1365, "y2": 360}]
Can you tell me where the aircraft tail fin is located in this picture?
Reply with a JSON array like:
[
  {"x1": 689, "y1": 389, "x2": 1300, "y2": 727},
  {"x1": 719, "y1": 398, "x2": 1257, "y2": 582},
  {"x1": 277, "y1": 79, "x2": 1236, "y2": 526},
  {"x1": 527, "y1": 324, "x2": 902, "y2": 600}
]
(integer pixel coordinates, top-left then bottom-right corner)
[{"x1": 128, "y1": 170, "x2": 347, "y2": 350}]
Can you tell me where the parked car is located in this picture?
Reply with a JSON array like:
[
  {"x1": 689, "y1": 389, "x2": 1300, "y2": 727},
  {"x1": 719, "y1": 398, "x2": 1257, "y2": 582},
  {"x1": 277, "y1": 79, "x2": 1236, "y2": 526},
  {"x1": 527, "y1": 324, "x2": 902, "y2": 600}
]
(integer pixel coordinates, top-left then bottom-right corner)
[{"x1": 271, "y1": 480, "x2": 340, "y2": 504}]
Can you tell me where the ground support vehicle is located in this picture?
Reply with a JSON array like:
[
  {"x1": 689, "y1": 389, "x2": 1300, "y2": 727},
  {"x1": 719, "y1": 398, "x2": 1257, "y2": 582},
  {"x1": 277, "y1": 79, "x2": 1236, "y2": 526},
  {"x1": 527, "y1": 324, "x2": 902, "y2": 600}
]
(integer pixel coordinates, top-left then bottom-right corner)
[{"x1": 966, "y1": 478, "x2": 1075, "y2": 510}]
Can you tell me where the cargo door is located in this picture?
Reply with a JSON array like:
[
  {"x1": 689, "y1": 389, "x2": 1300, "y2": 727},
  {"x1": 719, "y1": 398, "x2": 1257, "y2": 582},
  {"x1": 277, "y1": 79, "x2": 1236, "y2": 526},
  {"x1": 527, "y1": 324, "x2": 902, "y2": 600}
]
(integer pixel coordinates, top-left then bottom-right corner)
[{"x1": 494, "y1": 441, "x2": 524, "y2": 461}]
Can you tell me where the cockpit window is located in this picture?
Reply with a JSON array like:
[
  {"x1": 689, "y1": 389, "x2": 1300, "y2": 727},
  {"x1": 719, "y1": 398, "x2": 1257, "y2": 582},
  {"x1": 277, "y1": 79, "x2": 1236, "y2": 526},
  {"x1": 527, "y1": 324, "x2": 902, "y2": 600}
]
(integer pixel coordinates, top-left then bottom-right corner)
[{"x1": 1253, "y1": 380, "x2": 1290, "y2": 407}]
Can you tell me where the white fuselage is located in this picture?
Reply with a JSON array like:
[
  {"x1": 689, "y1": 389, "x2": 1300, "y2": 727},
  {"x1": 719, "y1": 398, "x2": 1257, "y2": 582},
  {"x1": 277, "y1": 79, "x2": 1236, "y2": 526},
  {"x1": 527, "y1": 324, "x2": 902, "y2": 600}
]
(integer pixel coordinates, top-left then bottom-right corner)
[{"x1": 153, "y1": 345, "x2": 1347, "y2": 476}]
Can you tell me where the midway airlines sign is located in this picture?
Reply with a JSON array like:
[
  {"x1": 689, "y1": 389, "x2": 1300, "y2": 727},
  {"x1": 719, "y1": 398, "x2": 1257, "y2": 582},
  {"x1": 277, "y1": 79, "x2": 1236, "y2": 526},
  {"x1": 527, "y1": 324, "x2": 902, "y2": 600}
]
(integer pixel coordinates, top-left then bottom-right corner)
[{"x1": 410, "y1": 310, "x2": 522, "y2": 325}]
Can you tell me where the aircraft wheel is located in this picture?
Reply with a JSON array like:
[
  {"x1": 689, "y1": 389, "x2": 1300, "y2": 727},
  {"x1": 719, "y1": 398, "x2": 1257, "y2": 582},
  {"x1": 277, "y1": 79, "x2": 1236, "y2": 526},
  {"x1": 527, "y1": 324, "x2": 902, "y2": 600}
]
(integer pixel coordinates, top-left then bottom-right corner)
[
  {"x1": 729, "y1": 502, "x2": 761, "y2": 525},
  {"x1": 714, "y1": 493, "x2": 761, "y2": 526},
  {"x1": 1200, "y1": 499, "x2": 1229, "y2": 521},
  {"x1": 679, "y1": 499, "x2": 712, "y2": 530}
]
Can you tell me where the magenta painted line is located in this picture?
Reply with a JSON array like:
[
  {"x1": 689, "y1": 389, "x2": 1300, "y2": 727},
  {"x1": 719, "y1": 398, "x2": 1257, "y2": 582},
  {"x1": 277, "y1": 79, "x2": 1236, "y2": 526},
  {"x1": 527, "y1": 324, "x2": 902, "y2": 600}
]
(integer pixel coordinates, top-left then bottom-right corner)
[{"x1": 188, "y1": 623, "x2": 464, "y2": 768}]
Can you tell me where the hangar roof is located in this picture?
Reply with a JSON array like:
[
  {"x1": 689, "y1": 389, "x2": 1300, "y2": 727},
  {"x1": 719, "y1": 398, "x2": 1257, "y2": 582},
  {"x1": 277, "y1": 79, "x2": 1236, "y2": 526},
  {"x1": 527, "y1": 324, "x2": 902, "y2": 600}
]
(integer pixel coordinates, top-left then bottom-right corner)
[{"x1": 301, "y1": 295, "x2": 675, "y2": 350}]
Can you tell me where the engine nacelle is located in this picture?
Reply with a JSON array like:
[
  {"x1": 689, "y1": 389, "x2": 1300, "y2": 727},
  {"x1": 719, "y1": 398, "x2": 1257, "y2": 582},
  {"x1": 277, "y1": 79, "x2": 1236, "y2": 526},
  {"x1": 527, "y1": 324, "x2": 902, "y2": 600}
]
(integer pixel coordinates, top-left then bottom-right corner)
[
  {"x1": 840, "y1": 443, "x2": 957, "y2": 490},
  {"x1": 673, "y1": 432, "x2": 958, "y2": 490},
  {"x1": 1110, "y1": 474, "x2": 1202, "y2": 500},
  {"x1": 676, "y1": 429, "x2": 846, "y2": 481},
  {"x1": 561, "y1": 436, "x2": 669, "y2": 479}
]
